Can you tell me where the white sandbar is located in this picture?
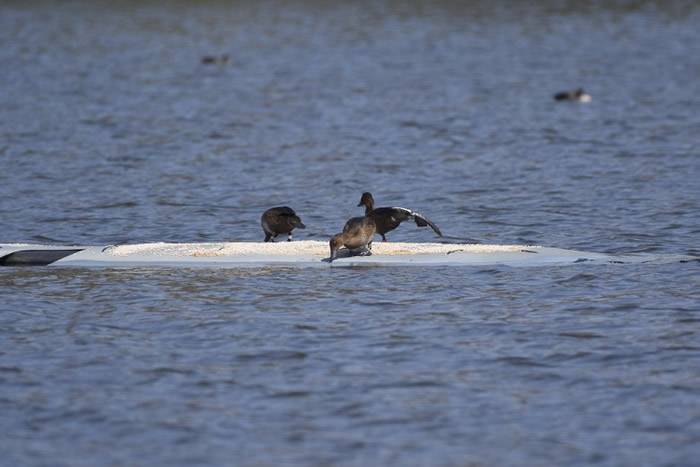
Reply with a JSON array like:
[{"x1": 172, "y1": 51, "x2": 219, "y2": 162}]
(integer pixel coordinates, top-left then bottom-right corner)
[
  {"x1": 1, "y1": 242, "x2": 695, "y2": 268},
  {"x1": 106, "y1": 241, "x2": 526, "y2": 258}
]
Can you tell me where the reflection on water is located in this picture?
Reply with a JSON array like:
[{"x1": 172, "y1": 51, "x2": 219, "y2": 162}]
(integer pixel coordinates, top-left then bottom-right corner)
[{"x1": 1, "y1": 1, "x2": 700, "y2": 466}]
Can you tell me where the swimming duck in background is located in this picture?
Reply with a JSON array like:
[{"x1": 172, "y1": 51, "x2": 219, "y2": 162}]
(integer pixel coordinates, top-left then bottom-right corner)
[
  {"x1": 357, "y1": 192, "x2": 442, "y2": 242},
  {"x1": 329, "y1": 216, "x2": 376, "y2": 262},
  {"x1": 201, "y1": 54, "x2": 230, "y2": 65},
  {"x1": 261, "y1": 207, "x2": 306, "y2": 242},
  {"x1": 553, "y1": 88, "x2": 591, "y2": 102}
]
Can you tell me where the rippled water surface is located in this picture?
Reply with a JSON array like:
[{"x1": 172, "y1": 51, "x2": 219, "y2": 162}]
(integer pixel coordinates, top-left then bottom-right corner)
[{"x1": 1, "y1": 1, "x2": 699, "y2": 466}]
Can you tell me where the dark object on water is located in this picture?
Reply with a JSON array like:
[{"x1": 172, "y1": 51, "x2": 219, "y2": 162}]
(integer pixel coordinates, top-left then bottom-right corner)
[
  {"x1": 553, "y1": 88, "x2": 591, "y2": 102},
  {"x1": 201, "y1": 54, "x2": 230, "y2": 65},
  {"x1": 261, "y1": 207, "x2": 306, "y2": 242},
  {"x1": 357, "y1": 192, "x2": 442, "y2": 241},
  {"x1": 0, "y1": 249, "x2": 84, "y2": 266},
  {"x1": 329, "y1": 216, "x2": 376, "y2": 262}
]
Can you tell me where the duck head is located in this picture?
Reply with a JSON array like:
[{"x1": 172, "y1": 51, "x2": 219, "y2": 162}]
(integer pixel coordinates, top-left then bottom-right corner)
[
  {"x1": 357, "y1": 192, "x2": 375, "y2": 210},
  {"x1": 291, "y1": 214, "x2": 306, "y2": 229},
  {"x1": 329, "y1": 234, "x2": 345, "y2": 262}
]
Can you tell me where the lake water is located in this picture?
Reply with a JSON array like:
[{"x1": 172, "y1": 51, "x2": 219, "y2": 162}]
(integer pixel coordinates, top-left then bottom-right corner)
[{"x1": 1, "y1": 1, "x2": 699, "y2": 466}]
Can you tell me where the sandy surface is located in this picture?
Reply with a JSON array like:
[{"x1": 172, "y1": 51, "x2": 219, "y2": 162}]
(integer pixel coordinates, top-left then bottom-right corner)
[{"x1": 106, "y1": 241, "x2": 533, "y2": 257}]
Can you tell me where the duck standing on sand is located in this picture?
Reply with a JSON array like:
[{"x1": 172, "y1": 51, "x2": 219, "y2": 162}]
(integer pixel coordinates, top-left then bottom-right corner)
[
  {"x1": 261, "y1": 207, "x2": 306, "y2": 242},
  {"x1": 329, "y1": 216, "x2": 376, "y2": 262},
  {"x1": 357, "y1": 192, "x2": 442, "y2": 242},
  {"x1": 553, "y1": 88, "x2": 591, "y2": 102}
]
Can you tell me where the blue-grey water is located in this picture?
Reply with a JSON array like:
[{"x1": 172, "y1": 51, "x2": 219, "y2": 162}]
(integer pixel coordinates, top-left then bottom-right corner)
[{"x1": 1, "y1": 1, "x2": 699, "y2": 466}]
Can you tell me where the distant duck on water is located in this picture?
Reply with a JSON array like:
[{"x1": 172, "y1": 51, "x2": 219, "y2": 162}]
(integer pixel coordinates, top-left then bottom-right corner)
[
  {"x1": 357, "y1": 192, "x2": 442, "y2": 242},
  {"x1": 329, "y1": 216, "x2": 376, "y2": 262},
  {"x1": 261, "y1": 207, "x2": 306, "y2": 242},
  {"x1": 201, "y1": 54, "x2": 230, "y2": 65},
  {"x1": 553, "y1": 88, "x2": 591, "y2": 102}
]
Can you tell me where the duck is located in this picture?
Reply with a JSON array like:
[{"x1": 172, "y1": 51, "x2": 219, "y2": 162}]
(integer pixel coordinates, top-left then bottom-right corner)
[
  {"x1": 261, "y1": 207, "x2": 306, "y2": 242},
  {"x1": 357, "y1": 192, "x2": 442, "y2": 241},
  {"x1": 553, "y1": 88, "x2": 591, "y2": 102},
  {"x1": 201, "y1": 54, "x2": 230, "y2": 65},
  {"x1": 329, "y1": 216, "x2": 376, "y2": 262}
]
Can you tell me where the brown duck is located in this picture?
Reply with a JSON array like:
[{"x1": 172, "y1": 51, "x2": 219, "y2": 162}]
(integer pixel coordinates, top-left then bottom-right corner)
[
  {"x1": 329, "y1": 216, "x2": 376, "y2": 262},
  {"x1": 261, "y1": 207, "x2": 306, "y2": 242},
  {"x1": 357, "y1": 192, "x2": 442, "y2": 241}
]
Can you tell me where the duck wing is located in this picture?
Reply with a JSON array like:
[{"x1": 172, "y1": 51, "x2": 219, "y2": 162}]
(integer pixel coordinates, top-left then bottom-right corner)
[
  {"x1": 410, "y1": 210, "x2": 442, "y2": 237},
  {"x1": 274, "y1": 206, "x2": 297, "y2": 216},
  {"x1": 278, "y1": 209, "x2": 305, "y2": 229},
  {"x1": 370, "y1": 207, "x2": 410, "y2": 232},
  {"x1": 265, "y1": 206, "x2": 305, "y2": 229},
  {"x1": 381, "y1": 207, "x2": 443, "y2": 237}
]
